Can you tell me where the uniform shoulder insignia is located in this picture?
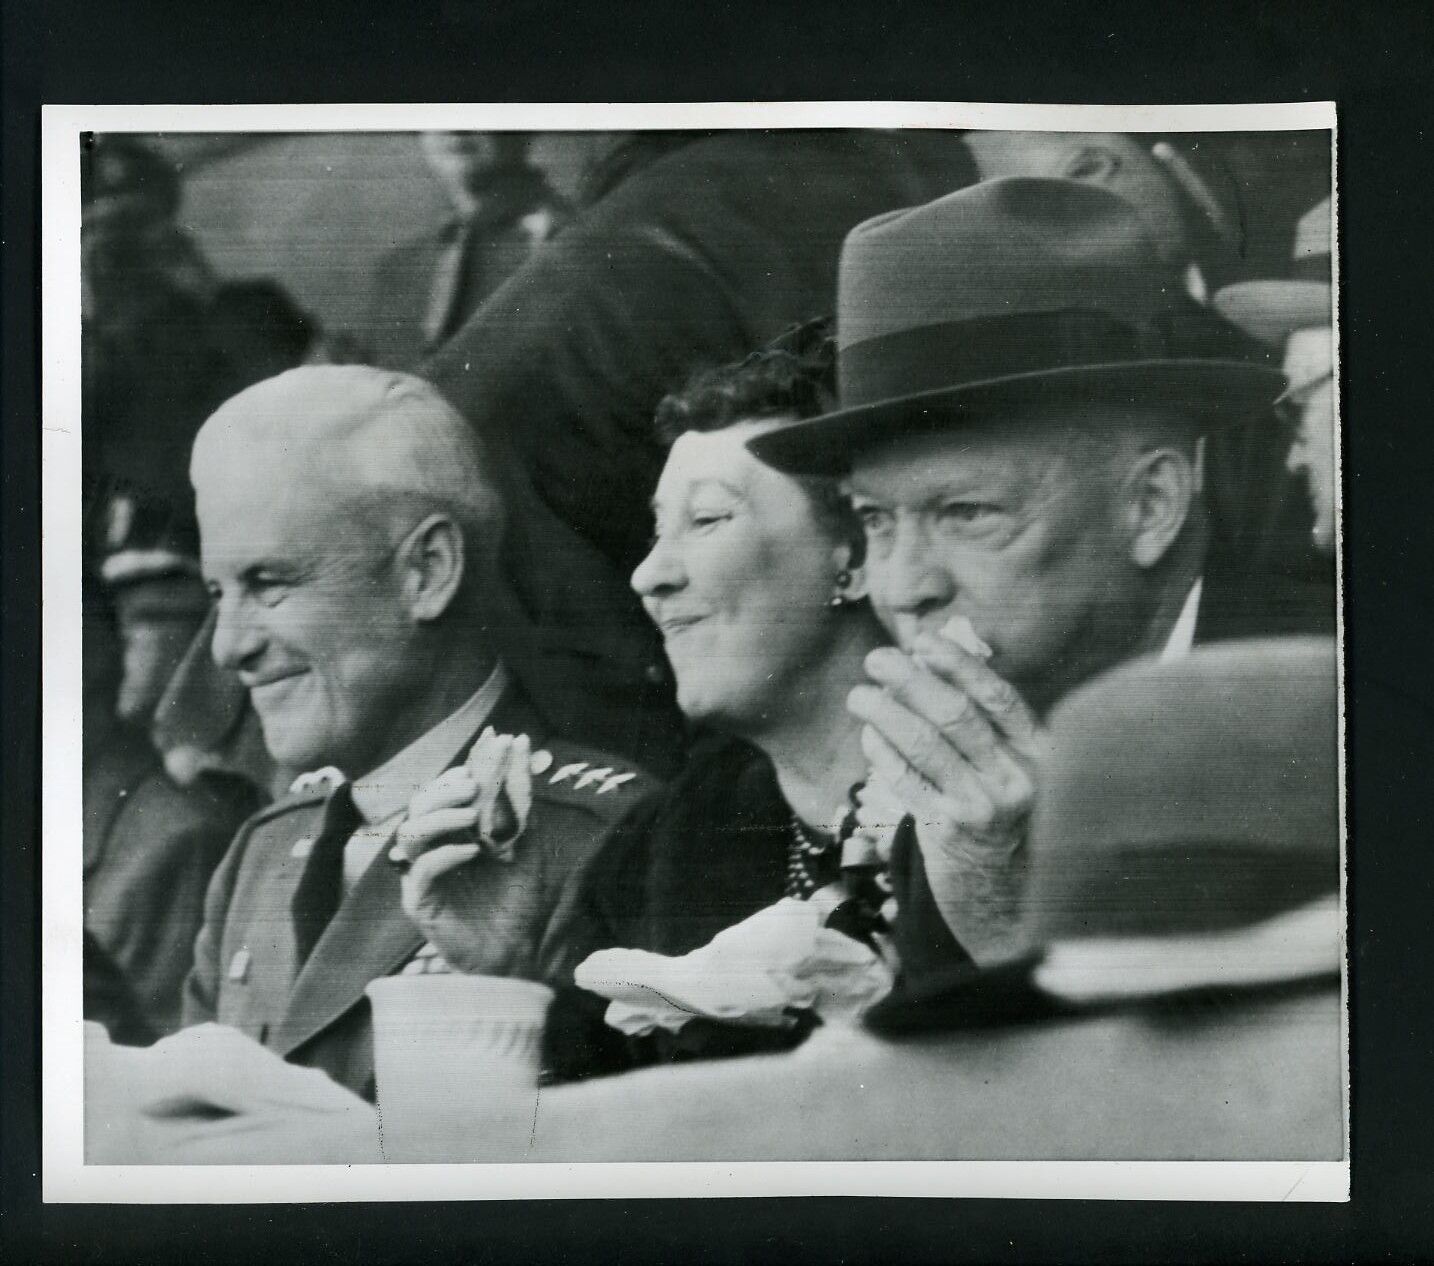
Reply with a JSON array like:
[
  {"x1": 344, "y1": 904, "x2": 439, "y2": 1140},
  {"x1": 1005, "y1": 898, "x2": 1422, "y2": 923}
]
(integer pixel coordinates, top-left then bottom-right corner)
[
  {"x1": 288, "y1": 766, "x2": 347, "y2": 796},
  {"x1": 240, "y1": 767, "x2": 347, "y2": 830},
  {"x1": 537, "y1": 743, "x2": 658, "y2": 811}
]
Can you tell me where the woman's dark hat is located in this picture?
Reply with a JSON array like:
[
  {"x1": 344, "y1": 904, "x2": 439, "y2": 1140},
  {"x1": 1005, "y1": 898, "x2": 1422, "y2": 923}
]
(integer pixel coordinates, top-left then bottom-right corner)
[{"x1": 749, "y1": 177, "x2": 1285, "y2": 477}]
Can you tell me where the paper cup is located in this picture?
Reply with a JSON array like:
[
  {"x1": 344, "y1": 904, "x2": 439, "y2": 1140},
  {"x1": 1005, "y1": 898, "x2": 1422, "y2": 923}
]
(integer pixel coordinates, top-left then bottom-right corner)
[{"x1": 365, "y1": 974, "x2": 554, "y2": 1131}]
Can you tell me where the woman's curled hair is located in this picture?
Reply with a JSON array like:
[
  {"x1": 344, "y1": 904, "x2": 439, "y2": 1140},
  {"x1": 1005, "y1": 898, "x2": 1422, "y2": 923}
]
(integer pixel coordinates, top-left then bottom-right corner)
[{"x1": 653, "y1": 318, "x2": 860, "y2": 560}]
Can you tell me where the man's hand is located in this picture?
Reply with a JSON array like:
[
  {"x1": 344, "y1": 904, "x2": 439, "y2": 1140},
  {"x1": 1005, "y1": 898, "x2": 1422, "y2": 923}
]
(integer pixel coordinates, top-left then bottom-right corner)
[
  {"x1": 393, "y1": 729, "x2": 545, "y2": 974},
  {"x1": 846, "y1": 631, "x2": 1048, "y2": 964}
]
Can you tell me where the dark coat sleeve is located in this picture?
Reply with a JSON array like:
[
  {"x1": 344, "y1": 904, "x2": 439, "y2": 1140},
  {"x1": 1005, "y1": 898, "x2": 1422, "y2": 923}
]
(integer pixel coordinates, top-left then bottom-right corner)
[
  {"x1": 886, "y1": 816, "x2": 975, "y2": 987},
  {"x1": 84, "y1": 931, "x2": 158, "y2": 1048}
]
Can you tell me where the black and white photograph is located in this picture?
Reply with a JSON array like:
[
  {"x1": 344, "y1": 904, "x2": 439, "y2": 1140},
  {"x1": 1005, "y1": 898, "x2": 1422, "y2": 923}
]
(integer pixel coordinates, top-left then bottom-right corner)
[{"x1": 41, "y1": 103, "x2": 1342, "y2": 1200}]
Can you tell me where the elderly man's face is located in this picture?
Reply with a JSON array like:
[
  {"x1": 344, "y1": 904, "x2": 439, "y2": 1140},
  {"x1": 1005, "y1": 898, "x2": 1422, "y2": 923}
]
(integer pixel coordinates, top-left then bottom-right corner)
[
  {"x1": 197, "y1": 471, "x2": 420, "y2": 777},
  {"x1": 848, "y1": 421, "x2": 1144, "y2": 711}
]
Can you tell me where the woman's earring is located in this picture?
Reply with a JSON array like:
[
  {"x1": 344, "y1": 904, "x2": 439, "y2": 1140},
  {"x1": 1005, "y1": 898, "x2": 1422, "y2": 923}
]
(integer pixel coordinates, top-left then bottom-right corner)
[{"x1": 829, "y1": 569, "x2": 853, "y2": 608}]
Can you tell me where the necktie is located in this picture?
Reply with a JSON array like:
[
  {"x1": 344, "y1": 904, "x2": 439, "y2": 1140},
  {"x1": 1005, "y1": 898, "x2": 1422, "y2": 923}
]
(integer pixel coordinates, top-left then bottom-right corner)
[
  {"x1": 422, "y1": 219, "x2": 478, "y2": 350},
  {"x1": 290, "y1": 783, "x2": 364, "y2": 967}
]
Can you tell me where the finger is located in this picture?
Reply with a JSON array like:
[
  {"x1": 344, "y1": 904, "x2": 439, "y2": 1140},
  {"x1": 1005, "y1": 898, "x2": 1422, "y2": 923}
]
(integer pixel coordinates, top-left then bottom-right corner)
[
  {"x1": 504, "y1": 734, "x2": 533, "y2": 835},
  {"x1": 853, "y1": 778, "x2": 907, "y2": 834},
  {"x1": 849, "y1": 683, "x2": 972, "y2": 793},
  {"x1": 862, "y1": 724, "x2": 997, "y2": 838},
  {"x1": 391, "y1": 805, "x2": 482, "y2": 863},
  {"x1": 472, "y1": 734, "x2": 515, "y2": 841},
  {"x1": 401, "y1": 843, "x2": 483, "y2": 915},
  {"x1": 406, "y1": 768, "x2": 479, "y2": 819},
  {"x1": 908, "y1": 634, "x2": 1047, "y2": 759},
  {"x1": 860, "y1": 727, "x2": 956, "y2": 835},
  {"x1": 465, "y1": 726, "x2": 504, "y2": 783},
  {"x1": 864, "y1": 647, "x2": 1007, "y2": 774},
  {"x1": 851, "y1": 779, "x2": 907, "y2": 864}
]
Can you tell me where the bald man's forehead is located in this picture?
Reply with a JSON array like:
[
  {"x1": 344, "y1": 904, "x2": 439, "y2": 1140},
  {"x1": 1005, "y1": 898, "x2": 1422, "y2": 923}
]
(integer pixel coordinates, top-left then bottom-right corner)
[
  {"x1": 196, "y1": 455, "x2": 344, "y2": 544},
  {"x1": 195, "y1": 459, "x2": 384, "y2": 573}
]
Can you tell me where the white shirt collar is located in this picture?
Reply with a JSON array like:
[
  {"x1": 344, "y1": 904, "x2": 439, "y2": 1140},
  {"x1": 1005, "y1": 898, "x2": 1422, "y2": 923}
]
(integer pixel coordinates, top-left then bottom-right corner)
[
  {"x1": 1159, "y1": 578, "x2": 1204, "y2": 664},
  {"x1": 349, "y1": 662, "x2": 509, "y2": 824}
]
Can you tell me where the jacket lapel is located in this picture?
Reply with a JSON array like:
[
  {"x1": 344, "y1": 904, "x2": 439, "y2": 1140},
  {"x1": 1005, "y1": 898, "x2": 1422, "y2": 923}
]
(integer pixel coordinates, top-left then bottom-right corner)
[
  {"x1": 273, "y1": 843, "x2": 425, "y2": 1057},
  {"x1": 273, "y1": 681, "x2": 550, "y2": 1057}
]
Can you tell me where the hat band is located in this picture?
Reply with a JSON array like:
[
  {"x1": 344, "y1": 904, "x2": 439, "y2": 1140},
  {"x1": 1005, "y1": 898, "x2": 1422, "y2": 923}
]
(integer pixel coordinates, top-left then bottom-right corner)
[{"x1": 838, "y1": 310, "x2": 1172, "y2": 408}]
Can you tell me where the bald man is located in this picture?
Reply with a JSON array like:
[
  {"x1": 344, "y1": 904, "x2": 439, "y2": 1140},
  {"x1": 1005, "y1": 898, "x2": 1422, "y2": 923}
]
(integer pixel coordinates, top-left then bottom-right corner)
[{"x1": 180, "y1": 367, "x2": 660, "y2": 1100}]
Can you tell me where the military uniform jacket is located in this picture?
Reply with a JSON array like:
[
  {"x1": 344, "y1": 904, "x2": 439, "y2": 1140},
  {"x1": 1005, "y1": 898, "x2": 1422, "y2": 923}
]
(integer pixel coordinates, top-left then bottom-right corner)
[{"x1": 180, "y1": 690, "x2": 660, "y2": 1100}]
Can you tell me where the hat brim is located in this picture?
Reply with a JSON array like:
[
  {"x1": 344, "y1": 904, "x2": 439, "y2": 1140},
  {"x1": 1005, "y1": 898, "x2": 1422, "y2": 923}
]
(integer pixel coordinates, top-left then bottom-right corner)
[
  {"x1": 1213, "y1": 281, "x2": 1332, "y2": 349},
  {"x1": 748, "y1": 360, "x2": 1286, "y2": 477},
  {"x1": 100, "y1": 549, "x2": 203, "y2": 588}
]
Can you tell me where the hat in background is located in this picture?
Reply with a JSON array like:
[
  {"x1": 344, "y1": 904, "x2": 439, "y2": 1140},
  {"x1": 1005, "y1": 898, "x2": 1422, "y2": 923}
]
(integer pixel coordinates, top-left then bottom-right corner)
[
  {"x1": 1025, "y1": 638, "x2": 1340, "y2": 947},
  {"x1": 94, "y1": 489, "x2": 201, "y2": 589},
  {"x1": 749, "y1": 177, "x2": 1283, "y2": 477},
  {"x1": 1213, "y1": 197, "x2": 1334, "y2": 348}
]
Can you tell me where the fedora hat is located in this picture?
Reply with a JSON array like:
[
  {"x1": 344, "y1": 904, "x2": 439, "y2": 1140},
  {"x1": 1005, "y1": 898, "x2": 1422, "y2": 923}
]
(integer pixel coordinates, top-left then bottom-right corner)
[
  {"x1": 1026, "y1": 638, "x2": 1339, "y2": 947},
  {"x1": 1213, "y1": 196, "x2": 1333, "y2": 349},
  {"x1": 749, "y1": 177, "x2": 1284, "y2": 477}
]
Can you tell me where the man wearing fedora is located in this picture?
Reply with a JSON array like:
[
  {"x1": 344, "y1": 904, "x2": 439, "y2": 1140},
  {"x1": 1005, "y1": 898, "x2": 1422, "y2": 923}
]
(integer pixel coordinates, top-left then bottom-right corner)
[
  {"x1": 751, "y1": 177, "x2": 1335, "y2": 977},
  {"x1": 1215, "y1": 196, "x2": 1337, "y2": 556}
]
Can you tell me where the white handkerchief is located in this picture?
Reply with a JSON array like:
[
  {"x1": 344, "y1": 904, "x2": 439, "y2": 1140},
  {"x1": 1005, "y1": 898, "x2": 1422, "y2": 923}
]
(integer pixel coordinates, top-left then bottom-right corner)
[{"x1": 574, "y1": 899, "x2": 895, "y2": 1037}]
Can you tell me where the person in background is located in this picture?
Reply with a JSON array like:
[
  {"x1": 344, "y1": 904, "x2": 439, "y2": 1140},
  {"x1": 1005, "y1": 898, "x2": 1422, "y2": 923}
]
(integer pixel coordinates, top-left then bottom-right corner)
[
  {"x1": 83, "y1": 136, "x2": 368, "y2": 795},
  {"x1": 181, "y1": 366, "x2": 658, "y2": 1100},
  {"x1": 1215, "y1": 196, "x2": 1337, "y2": 557},
  {"x1": 83, "y1": 573, "x2": 262, "y2": 1039},
  {"x1": 750, "y1": 178, "x2": 1334, "y2": 983},
  {"x1": 398, "y1": 321, "x2": 900, "y2": 1079},
  {"x1": 361, "y1": 132, "x2": 570, "y2": 371},
  {"x1": 94, "y1": 490, "x2": 210, "y2": 731}
]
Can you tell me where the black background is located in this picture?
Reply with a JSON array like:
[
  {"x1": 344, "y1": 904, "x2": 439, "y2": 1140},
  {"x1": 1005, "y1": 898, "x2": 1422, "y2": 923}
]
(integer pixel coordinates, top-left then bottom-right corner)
[{"x1": 5, "y1": 1, "x2": 1433, "y2": 1261}]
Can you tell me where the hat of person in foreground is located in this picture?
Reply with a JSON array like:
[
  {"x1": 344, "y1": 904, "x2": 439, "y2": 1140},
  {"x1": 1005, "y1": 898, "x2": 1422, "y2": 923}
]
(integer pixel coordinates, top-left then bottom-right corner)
[
  {"x1": 1213, "y1": 196, "x2": 1333, "y2": 351},
  {"x1": 749, "y1": 176, "x2": 1284, "y2": 477},
  {"x1": 1023, "y1": 637, "x2": 1341, "y2": 1003}
]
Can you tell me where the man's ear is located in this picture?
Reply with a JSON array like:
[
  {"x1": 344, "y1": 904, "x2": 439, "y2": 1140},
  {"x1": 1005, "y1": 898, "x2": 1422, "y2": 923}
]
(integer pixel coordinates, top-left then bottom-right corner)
[
  {"x1": 1121, "y1": 447, "x2": 1196, "y2": 569},
  {"x1": 396, "y1": 513, "x2": 466, "y2": 622}
]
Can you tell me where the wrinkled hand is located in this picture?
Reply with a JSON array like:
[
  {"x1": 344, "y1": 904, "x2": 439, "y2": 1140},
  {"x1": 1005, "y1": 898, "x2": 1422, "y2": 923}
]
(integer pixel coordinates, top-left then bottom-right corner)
[
  {"x1": 394, "y1": 729, "x2": 545, "y2": 974},
  {"x1": 847, "y1": 630, "x2": 1049, "y2": 962}
]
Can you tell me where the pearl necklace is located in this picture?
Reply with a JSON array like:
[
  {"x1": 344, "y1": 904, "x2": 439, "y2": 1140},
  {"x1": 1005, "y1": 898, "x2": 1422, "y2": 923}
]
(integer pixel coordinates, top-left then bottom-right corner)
[{"x1": 785, "y1": 813, "x2": 838, "y2": 900}]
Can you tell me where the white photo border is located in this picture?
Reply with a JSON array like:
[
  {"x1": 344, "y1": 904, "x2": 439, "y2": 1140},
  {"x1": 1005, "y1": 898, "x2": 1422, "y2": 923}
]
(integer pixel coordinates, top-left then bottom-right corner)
[{"x1": 42, "y1": 99, "x2": 1344, "y2": 1204}]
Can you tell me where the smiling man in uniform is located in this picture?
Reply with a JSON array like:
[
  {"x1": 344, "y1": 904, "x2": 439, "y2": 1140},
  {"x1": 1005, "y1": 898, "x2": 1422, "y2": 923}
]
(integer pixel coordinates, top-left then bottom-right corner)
[{"x1": 182, "y1": 366, "x2": 657, "y2": 1099}]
